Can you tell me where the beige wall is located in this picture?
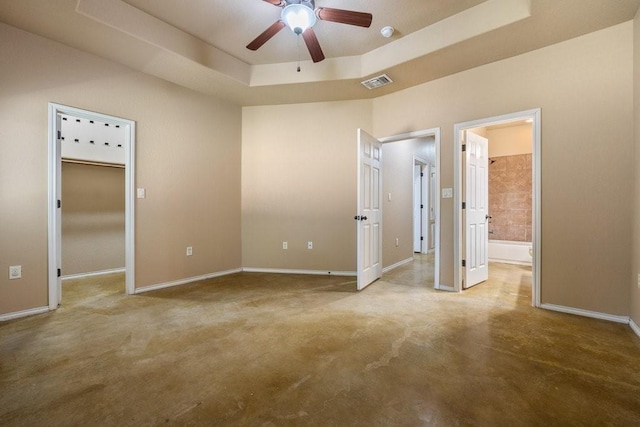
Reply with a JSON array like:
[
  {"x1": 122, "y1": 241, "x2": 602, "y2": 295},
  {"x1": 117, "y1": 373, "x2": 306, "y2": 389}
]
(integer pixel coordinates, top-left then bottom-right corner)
[
  {"x1": 242, "y1": 101, "x2": 372, "y2": 272},
  {"x1": 373, "y1": 23, "x2": 634, "y2": 315},
  {"x1": 62, "y1": 163, "x2": 125, "y2": 276},
  {"x1": 487, "y1": 124, "x2": 533, "y2": 157},
  {"x1": 382, "y1": 137, "x2": 434, "y2": 268},
  {"x1": 633, "y1": 10, "x2": 640, "y2": 327},
  {"x1": 1, "y1": 18, "x2": 637, "y2": 321},
  {"x1": 0, "y1": 22, "x2": 242, "y2": 315}
]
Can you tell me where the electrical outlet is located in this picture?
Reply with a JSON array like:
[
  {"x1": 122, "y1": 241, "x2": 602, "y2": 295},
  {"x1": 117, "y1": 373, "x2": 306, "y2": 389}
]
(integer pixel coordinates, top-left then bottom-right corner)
[
  {"x1": 307, "y1": 241, "x2": 313, "y2": 250},
  {"x1": 186, "y1": 246, "x2": 193, "y2": 256},
  {"x1": 283, "y1": 241, "x2": 288, "y2": 250},
  {"x1": 9, "y1": 265, "x2": 21, "y2": 280}
]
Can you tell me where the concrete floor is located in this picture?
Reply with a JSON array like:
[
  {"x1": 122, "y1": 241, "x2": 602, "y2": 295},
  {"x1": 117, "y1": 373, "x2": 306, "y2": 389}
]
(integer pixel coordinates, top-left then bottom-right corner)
[{"x1": 1, "y1": 257, "x2": 640, "y2": 425}]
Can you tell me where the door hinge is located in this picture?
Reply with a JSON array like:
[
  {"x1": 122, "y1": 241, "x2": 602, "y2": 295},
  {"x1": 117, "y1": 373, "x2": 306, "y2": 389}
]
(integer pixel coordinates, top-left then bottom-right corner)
[
  {"x1": 462, "y1": 202, "x2": 466, "y2": 209},
  {"x1": 57, "y1": 199, "x2": 61, "y2": 208},
  {"x1": 420, "y1": 236, "x2": 424, "y2": 241},
  {"x1": 462, "y1": 260, "x2": 466, "y2": 267},
  {"x1": 420, "y1": 204, "x2": 424, "y2": 209},
  {"x1": 462, "y1": 144, "x2": 466, "y2": 152},
  {"x1": 421, "y1": 172, "x2": 424, "y2": 177},
  {"x1": 57, "y1": 268, "x2": 61, "y2": 277},
  {"x1": 57, "y1": 130, "x2": 61, "y2": 140}
]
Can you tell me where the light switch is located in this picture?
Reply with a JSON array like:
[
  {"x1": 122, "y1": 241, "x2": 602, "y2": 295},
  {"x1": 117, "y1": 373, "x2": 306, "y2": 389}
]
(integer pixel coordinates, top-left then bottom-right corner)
[
  {"x1": 137, "y1": 188, "x2": 146, "y2": 199},
  {"x1": 442, "y1": 188, "x2": 453, "y2": 198}
]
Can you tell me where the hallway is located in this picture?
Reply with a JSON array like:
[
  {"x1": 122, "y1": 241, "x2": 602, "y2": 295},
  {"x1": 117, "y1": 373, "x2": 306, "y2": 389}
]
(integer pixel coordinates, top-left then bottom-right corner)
[{"x1": 1, "y1": 260, "x2": 639, "y2": 425}]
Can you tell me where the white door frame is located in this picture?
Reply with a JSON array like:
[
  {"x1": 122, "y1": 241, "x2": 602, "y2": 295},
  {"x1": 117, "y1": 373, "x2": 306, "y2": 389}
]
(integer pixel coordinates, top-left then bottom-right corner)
[
  {"x1": 379, "y1": 128, "x2": 442, "y2": 290},
  {"x1": 453, "y1": 109, "x2": 541, "y2": 306},
  {"x1": 47, "y1": 103, "x2": 136, "y2": 309},
  {"x1": 413, "y1": 157, "x2": 429, "y2": 254}
]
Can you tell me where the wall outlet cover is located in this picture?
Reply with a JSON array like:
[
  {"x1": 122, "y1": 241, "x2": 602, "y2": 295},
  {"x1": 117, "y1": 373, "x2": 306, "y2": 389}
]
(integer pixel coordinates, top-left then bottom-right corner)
[{"x1": 9, "y1": 265, "x2": 22, "y2": 280}]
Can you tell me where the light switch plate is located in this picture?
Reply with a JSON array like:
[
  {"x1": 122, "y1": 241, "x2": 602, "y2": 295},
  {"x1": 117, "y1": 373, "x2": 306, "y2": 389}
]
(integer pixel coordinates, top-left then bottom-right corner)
[
  {"x1": 137, "y1": 188, "x2": 146, "y2": 199},
  {"x1": 442, "y1": 188, "x2": 453, "y2": 198}
]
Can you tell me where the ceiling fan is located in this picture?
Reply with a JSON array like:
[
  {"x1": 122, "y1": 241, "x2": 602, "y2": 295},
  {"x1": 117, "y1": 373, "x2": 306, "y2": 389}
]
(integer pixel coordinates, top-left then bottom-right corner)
[{"x1": 246, "y1": 0, "x2": 373, "y2": 63}]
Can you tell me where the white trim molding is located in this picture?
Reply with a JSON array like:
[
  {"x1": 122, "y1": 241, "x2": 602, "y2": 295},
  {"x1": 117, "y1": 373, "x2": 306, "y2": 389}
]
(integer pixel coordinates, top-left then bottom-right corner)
[
  {"x1": 0, "y1": 306, "x2": 49, "y2": 322},
  {"x1": 62, "y1": 268, "x2": 125, "y2": 281},
  {"x1": 134, "y1": 268, "x2": 243, "y2": 294},
  {"x1": 382, "y1": 258, "x2": 414, "y2": 274},
  {"x1": 630, "y1": 319, "x2": 640, "y2": 338},
  {"x1": 540, "y1": 303, "x2": 630, "y2": 324},
  {"x1": 242, "y1": 268, "x2": 357, "y2": 277}
]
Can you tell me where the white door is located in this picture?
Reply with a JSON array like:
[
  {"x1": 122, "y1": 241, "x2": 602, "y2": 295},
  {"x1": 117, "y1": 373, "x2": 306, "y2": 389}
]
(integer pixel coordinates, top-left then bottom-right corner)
[
  {"x1": 413, "y1": 164, "x2": 422, "y2": 252},
  {"x1": 357, "y1": 129, "x2": 382, "y2": 290},
  {"x1": 464, "y1": 131, "x2": 489, "y2": 288},
  {"x1": 54, "y1": 113, "x2": 62, "y2": 307}
]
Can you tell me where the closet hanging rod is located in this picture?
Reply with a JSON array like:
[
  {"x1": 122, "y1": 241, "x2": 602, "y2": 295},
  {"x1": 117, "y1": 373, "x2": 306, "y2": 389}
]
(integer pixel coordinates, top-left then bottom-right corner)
[{"x1": 62, "y1": 158, "x2": 125, "y2": 169}]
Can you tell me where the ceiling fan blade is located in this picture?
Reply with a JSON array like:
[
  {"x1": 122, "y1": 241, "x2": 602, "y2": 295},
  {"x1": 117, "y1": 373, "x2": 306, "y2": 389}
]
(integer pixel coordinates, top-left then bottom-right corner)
[
  {"x1": 247, "y1": 21, "x2": 286, "y2": 51},
  {"x1": 263, "y1": 0, "x2": 284, "y2": 5},
  {"x1": 316, "y1": 7, "x2": 373, "y2": 28},
  {"x1": 302, "y1": 28, "x2": 325, "y2": 63}
]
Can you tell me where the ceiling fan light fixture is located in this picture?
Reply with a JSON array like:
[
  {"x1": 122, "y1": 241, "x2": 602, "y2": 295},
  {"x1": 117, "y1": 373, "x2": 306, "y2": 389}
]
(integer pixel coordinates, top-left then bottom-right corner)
[{"x1": 282, "y1": 4, "x2": 317, "y2": 35}]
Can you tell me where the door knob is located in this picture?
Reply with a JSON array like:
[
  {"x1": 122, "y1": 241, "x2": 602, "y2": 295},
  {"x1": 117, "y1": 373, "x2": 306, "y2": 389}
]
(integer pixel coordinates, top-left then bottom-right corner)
[
  {"x1": 354, "y1": 215, "x2": 360, "y2": 221},
  {"x1": 485, "y1": 214, "x2": 492, "y2": 220},
  {"x1": 361, "y1": 216, "x2": 368, "y2": 221}
]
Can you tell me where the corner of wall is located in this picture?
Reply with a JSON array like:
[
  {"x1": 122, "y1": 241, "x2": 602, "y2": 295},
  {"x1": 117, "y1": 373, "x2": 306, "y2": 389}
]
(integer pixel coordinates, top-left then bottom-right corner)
[{"x1": 632, "y1": 8, "x2": 640, "y2": 327}]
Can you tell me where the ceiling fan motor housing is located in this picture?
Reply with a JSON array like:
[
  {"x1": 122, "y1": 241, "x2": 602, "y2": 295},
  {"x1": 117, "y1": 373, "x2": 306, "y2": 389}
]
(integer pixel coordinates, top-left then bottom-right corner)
[{"x1": 286, "y1": 0, "x2": 315, "y2": 8}]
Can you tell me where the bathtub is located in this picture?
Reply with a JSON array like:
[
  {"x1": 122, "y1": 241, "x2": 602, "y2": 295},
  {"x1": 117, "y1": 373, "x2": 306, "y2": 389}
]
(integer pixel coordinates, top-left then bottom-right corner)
[{"x1": 488, "y1": 240, "x2": 532, "y2": 265}]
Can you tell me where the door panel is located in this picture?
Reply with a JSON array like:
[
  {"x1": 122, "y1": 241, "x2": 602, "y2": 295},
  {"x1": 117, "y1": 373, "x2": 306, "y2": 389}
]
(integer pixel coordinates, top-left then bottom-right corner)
[
  {"x1": 464, "y1": 131, "x2": 489, "y2": 288},
  {"x1": 357, "y1": 129, "x2": 382, "y2": 290}
]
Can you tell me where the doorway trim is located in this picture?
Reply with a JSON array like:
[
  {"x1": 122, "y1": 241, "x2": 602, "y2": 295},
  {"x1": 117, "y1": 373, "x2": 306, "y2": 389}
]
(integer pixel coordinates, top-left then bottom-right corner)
[
  {"x1": 453, "y1": 109, "x2": 541, "y2": 306},
  {"x1": 379, "y1": 127, "x2": 442, "y2": 290},
  {"x1": 47, "y1": 103, "x2": 136, "y2": 310}
]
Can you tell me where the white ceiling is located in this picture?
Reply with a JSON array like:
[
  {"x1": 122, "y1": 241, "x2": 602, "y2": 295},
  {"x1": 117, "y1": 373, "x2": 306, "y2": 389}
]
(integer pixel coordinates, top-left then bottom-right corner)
[{"x1": 1, "y1": 0, "x2": 639, "y2": 106}]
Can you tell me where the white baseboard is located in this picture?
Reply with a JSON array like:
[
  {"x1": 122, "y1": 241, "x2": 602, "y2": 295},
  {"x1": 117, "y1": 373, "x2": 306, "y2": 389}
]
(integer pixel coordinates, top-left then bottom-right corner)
[
  {"x1": 0, "y1": 306, "x2": 49, "y2": 322},
  {"x1": 382, "y1": 257, "x2": 414, "y2": 274},
  {"x1": 62, "y1": 267, "x2": 125, "y2": 281},
  {"x1": 540, "y1": 303, "x2": 630, "y2": 324},
  {"x1": 242, "y1": 268, "x2": 356, "y2": 277},
  {"x1": 630, "y1": 319, "x2": 640, "y2": 338},
  {"x1": 134, "y1": 268, "x2": 242, "y2": 294},
  {"x1": 436, "y1": 284, "x2": 456, "y2": 292}
]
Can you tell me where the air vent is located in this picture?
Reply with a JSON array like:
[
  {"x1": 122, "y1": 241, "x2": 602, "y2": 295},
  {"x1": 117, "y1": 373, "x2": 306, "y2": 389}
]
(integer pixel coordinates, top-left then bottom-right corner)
[{"x1": 361, "y1": 74, "x2": 393, "y2": 90}]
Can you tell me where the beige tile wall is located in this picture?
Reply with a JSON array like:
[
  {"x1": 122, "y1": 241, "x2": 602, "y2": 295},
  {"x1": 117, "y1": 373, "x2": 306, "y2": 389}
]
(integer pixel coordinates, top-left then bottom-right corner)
[{"x1": 488, "y1": 154, "x2": 532, "y2": 242}]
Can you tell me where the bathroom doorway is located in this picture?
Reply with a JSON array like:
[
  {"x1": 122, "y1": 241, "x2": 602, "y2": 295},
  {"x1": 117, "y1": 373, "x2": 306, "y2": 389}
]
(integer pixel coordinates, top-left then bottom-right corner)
[{"x1": 454, "y1": 109, "x2": 541, "y2": 306}]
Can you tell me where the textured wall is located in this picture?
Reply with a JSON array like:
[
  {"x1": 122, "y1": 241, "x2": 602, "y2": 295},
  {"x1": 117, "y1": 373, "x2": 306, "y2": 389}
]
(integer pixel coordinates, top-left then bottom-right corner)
[{"x1": 488, "y1": 154, "x2": 532, "y2": 242}]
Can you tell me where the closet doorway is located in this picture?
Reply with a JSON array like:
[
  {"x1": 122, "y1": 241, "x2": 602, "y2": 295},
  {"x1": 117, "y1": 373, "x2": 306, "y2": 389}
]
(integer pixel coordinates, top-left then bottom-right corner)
[{"x1": 47, "y1": 103, "x2": 136, "y2": 310}]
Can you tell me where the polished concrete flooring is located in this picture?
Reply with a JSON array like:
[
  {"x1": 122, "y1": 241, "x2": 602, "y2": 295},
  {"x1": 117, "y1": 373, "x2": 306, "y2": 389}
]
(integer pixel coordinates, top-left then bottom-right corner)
[{"x1": 1, "y1": 257, "x2": 640, "y2": 425}]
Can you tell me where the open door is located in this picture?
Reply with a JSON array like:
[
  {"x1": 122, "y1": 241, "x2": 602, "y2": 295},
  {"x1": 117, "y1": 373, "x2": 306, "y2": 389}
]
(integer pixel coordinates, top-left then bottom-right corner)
[
  {"x1": 50, "y1": 112, "x2": 63, "y2": 308},
  {"x1": 356, "y1": 129, "x2": 382, "y2": 290},
  {"x1": 463, "y1": 130, "x2": 489, "y2": 288}
]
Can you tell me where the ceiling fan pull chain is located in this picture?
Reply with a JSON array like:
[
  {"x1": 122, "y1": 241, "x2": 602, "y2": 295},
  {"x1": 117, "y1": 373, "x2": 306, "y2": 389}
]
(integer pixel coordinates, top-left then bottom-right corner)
[{"x1": 297, "y1": 35, "x2": 301, "y2": 72}]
